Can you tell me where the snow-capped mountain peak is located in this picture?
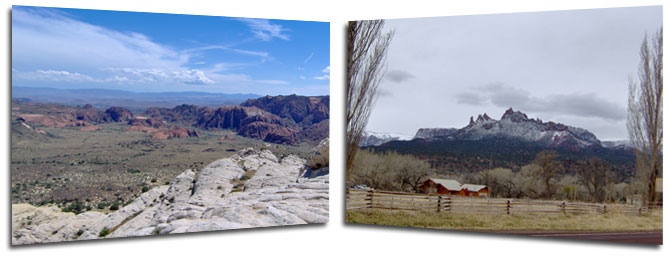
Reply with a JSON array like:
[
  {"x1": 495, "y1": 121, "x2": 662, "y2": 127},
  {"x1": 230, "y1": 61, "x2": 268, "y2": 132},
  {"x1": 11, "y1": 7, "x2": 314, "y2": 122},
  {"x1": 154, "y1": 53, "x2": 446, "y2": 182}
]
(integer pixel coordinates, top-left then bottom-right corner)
[
  {"x1": 418, "y1": 108, "x2": 602, "y2": 150},
  {"x1": 359, "y1": 131, "x2": 414, "y2": 147}
]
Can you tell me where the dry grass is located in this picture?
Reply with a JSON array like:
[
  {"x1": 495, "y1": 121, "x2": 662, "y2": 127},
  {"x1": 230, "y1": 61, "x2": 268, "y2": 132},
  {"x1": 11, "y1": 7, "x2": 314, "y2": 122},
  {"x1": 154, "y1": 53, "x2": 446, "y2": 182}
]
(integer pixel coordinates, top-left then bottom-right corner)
[{"x1": 346, "y1": 209, "x2": 663, "y2": 232}]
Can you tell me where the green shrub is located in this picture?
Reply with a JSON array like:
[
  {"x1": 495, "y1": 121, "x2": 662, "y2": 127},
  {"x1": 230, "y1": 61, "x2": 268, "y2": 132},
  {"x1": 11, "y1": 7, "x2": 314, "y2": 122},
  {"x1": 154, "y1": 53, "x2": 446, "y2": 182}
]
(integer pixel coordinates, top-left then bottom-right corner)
[
  {"x1": 62, "y1": 201, "x2": 85, "y2": 214},
  {"x1": 126, "y1": 168, "x2": 140, "y2": 173},
  {"x1": 98, "y1": 228, "x2": 111, "y2": 238},
  {"x1": 97, "y1": 202, "x2": 109, "y2": 209}
]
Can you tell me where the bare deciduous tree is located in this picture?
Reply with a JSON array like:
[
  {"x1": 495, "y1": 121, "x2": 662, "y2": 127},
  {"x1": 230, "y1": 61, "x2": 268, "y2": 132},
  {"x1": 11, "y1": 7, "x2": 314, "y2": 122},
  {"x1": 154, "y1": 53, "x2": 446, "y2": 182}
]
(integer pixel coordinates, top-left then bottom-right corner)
[
  {"x1": 533, "y1": 151, "x2": 563, "y2": 199},
  {"x1": 395, "y1": 154, "x2": 431, "y2": 192},
  {"x1": 627, "y1": 27, "x2": 663, "y2": 207},
  {"x1": 348, "y1": 150, "x2": 431, "y2": 192},
  {"x1": 474, "y1": 168, "x2": 518, "y2": 198},
  {"x1": 576, "y1": 158, "x2": 613, "y2": 203},
  {"x1": 346, "y1": 20, "x2": 394, "y2": 174}
]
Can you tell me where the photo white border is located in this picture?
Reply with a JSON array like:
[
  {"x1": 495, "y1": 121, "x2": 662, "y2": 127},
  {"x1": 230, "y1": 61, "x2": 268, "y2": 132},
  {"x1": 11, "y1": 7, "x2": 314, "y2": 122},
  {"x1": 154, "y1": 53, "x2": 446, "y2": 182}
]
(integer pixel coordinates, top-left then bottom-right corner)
[{"x1": 2, "y1": 0, "x2": 667, "y2": 257}]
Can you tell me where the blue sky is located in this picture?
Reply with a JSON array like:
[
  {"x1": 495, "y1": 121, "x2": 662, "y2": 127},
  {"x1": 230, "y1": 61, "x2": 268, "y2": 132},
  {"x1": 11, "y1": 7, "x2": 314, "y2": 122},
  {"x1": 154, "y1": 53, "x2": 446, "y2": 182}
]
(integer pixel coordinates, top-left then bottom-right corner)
[{"x1": 11, "y1": 6, "x2": 330, "y2": 96}]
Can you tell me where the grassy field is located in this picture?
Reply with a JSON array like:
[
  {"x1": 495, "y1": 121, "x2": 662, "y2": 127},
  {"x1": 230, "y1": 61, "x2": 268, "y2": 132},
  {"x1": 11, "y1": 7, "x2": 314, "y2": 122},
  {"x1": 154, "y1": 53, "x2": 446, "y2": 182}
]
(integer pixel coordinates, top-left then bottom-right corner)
[
  {"x1": 346, "y1": 209, "x2": 663, "y2": 232},
  {"x1": 11, "y1": 122, "x2": 313, "y2": 211}
]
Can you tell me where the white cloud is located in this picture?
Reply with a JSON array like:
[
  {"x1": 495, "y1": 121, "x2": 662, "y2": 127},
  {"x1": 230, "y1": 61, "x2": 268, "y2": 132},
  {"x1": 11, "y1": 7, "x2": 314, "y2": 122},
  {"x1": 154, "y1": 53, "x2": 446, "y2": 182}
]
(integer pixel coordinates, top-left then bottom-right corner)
[
  {"x1": 186, "y1": 45, "x2": 270, "y2": 59},
  {"x1": 172, "y1": 70, "x2": 215, "y2": 85},
  {"x1": 237, "y1": 18, "x2": 290, "y2": 41},
  {"x1": 12, "y1": 8, "x2": 187, "y2": 72},
  {"x1": 104, "y1": 68, "x2": 214, "y2": 85},
  {"x1": 314, "y1": 66, "x2": 330, "y2": 80},
  {"x1": 304, "y1": 52, "x2": 314, "y2": 63},
  {"x1": 11, "y1": 7, "x2": 297, "y2": 92},
  {"x1": 13, "y1": 69, "x2": 97, "y2": 83},
  {"x1": 207, "y1": 73, "x2": 288, "y2": 85}
]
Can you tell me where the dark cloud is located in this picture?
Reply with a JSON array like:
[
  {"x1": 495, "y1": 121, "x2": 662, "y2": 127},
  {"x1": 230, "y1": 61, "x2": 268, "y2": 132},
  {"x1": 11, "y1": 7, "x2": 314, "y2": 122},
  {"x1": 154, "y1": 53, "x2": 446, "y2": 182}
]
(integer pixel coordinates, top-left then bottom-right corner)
[
  {"x1": 377, "y1": 88, "x2": 394, "y2": 98},
  {"x1": 384, "y1": 70, "x2": 414, "y2": 83},
  {"x1": 543, "y1": 93, "x2": 626, "y2": 121},
  {"x1": 474, "y1": 84, "x2": 626, "y2": 121},
  {"x1": 455, "y1": 92, "x2": 486, "y2": 105}
]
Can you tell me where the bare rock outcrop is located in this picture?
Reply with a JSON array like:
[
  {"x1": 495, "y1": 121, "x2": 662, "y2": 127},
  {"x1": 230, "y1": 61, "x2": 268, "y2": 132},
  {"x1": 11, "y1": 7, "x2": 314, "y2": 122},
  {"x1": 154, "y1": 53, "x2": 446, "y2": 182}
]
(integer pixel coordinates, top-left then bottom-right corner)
[{"x1": 12, "y1": 148, "x2": 328, "y2": 245}]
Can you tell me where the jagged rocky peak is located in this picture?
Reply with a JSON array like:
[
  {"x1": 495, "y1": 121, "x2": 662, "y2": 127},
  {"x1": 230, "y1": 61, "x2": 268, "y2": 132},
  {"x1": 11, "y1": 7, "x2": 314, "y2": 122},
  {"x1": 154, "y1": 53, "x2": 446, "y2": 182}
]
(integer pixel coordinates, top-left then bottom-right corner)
[
  {"x1": 500, "y1": 107, "x2": 530, "y2": 122},
  {"x1": 416, "y1": 108, "x2": 601, "y2": 149},
  {"x1": 472, "y1": 113, "x2": 493, "y2": 124}
]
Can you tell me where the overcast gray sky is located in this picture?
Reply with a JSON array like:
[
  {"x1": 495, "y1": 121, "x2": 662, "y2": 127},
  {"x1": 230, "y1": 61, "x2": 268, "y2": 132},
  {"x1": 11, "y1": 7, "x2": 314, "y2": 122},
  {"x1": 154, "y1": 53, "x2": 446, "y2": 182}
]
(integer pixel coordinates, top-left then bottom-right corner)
[{"x1": 366, "y1": 6, "x2": 662, "y2": 140}]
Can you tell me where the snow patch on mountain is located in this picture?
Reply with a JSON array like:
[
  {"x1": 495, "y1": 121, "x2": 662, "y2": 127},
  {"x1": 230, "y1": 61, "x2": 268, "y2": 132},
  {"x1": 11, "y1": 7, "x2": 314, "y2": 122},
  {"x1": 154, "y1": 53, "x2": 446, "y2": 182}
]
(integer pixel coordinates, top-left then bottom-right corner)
[
  {"x1": 418, "y1": 108, "x2": 602, "y2": 149},
  {"x1": 359, "y1": 131, "x2": 414, "y2": 147}
]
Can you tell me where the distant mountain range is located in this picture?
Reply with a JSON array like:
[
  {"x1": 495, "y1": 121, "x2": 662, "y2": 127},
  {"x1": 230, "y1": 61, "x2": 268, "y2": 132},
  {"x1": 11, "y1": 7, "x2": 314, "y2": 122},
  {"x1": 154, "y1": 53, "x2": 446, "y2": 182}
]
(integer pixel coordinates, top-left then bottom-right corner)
[
  {"x1": 12, "y1": 94, "x2": 329, "y2": 145},
  {"x1": 423, "y1": 108, "x2": 601, "y2": 150},
  {"x1": 362, "y1": 108, "x2": 626, "y2": 151},
  {"x1": 12, "y1": 87, "x2": 261, "y2": 109},
  {"x1": 359, "y1": 131, "x2": 413, "y2": 147},
  {"x1": 362, "y1": 108, "x2": 636, "y2": 177}
]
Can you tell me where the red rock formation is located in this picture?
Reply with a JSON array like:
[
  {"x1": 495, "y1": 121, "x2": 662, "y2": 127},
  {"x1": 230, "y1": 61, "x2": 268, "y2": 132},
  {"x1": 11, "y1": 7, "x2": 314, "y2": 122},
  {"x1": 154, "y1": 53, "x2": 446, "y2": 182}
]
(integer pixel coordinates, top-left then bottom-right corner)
[
  {"x1": 240, "y1": 95, "x2": 329, "y2": 127},
  {"x1": 298, "y1": 119, "x2": 329, "y2": 143},
  {"x1": 19, "y1": 114, "x2": 91, "y2": 128},
  {"x1": 128, "y1": 118, "x2": 164, "y2": 128},
  {"x1": 237, "y1": 121, "x2": 298, "y2": 145},
  {"x1": 103, "y1": 106, "x2": 134, "y2": 122},
  {"x1": 75, "y1": 104, "x2": 105, "y2": 122}
]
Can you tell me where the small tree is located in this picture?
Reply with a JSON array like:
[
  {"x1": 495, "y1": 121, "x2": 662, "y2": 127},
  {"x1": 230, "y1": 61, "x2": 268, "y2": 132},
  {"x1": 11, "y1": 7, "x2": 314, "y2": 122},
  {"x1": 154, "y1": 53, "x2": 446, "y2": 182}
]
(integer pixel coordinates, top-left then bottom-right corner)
[
  {"x1": 533, "y1": 151, "x2": 563, "y2": 199},
  {"x1": 394, "y1": 154, "x2": 431, "y2": 192},
  {"x1": 576, "y1": 158, "x2": 613, "y2": 202},
  {"x1": 627, "y1": 27, "x2": 663, "y2": 207},
  {"x1": 346, "y1": 20, "x2": 394, "y2": 176},
  {"x1": 517, "y1": 164, "x2": 544, "y2": 199}
]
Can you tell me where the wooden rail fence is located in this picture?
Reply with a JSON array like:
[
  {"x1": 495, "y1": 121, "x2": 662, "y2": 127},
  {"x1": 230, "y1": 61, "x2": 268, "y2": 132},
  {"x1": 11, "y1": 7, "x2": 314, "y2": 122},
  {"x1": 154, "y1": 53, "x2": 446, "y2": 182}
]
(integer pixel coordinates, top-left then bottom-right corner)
[{"x1": 346, "y1": 189, "x2": 655, "y2": 215}]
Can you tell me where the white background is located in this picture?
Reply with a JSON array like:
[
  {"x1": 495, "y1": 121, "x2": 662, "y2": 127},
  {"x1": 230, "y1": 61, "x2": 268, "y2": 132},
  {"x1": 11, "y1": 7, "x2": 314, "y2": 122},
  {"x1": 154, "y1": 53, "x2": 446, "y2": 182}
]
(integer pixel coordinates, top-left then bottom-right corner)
[{"x1": 1, "y1": 0, "x2": 667, "y2": 257}]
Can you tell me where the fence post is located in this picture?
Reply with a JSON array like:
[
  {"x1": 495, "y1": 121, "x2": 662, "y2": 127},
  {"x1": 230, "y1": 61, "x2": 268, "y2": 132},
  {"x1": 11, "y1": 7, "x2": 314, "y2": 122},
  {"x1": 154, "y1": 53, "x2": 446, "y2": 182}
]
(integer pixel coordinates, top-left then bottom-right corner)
[
  {"x1": 345, "y1": 189, "x2": 349, "y2": 203},
  {"x1": 437, "y1": 195, "x2": 442, "y2": 213},
  {"x1": 445, "y1": 197, "x2": 451, "y2": 213},
  {"x1": 506, "y1": 200, "x2": 511, "y2": 214},
  {"x1": 561, "y1": 202, "x2": 566, "y2": 215},
  {"x1": 639, "y1": 207, "x2": 642, "y2": 216},
  {"x1": 602, "y1": 205, "x2": 607, "y2": 214},
  {"x1": 367, "y1": 190, "x2": 373, "y2": 209}
]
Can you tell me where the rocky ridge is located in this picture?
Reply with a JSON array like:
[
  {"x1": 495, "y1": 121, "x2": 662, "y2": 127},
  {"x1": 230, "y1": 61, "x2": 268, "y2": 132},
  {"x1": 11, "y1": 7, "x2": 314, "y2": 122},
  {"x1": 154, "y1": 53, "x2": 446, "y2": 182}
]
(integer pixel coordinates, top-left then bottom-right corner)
[
  {"x1": 11, "y1": 145, "x2": 329, "y2": 245},
  {"x1": 13, "y1": 95, "x2": 329, "y2": 145},
  {"x1": 359, "y1": 131, "x2": 414, "y2": 147},
  {"x1": 413, "y1": 128, "x2": 459, "y2": 140},
  {"x1": 412, "y1": 108, "x2": 601, "y2": 150}
]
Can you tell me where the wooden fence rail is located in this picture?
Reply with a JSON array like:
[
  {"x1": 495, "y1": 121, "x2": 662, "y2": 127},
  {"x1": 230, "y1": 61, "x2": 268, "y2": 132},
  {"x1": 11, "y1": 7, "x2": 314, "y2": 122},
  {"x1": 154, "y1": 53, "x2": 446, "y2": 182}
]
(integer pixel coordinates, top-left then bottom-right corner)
[{"x1": 346, "y1": 189, "x2": 656, "y2": 215}]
